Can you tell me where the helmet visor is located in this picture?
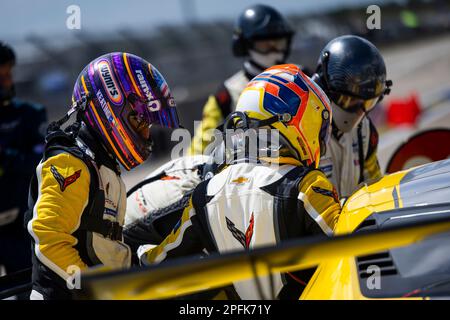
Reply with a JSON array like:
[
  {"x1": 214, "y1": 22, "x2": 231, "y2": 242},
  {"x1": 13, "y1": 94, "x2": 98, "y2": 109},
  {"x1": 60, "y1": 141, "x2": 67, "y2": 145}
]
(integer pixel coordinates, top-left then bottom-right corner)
[
  {"x1": 328, "y1": 91, "x2": 379, "y2": 114},
  {"x1": 128, "y1": 112, "x2": 151, "y2": 140},
  {"x1": 251, "y1": 37, "x2": 289, "y2": 54},
  {"x1": 128, "y1": 93, "x2": 180, "y2": 131}
]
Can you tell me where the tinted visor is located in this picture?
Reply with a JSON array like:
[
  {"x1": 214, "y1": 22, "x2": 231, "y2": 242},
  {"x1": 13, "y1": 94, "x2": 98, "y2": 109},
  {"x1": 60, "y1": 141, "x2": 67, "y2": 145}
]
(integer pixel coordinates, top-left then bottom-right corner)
[
  {"x1": 128, "y1": 93, "x2": 180, "y2": 130},
  {"x1": 128, "y1": 112, "x2": 151, "y2": 140},
  {"x1": 328, "y1": 91, "x2": 379, "y2": 114},
  {"x1": 251, "y1": 37, "x2": 289, "y2": 54}
]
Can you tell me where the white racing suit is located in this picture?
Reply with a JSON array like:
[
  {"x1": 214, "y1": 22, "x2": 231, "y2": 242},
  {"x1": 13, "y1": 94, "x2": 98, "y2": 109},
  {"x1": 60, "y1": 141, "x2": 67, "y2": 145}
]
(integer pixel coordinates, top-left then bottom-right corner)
[
  {"x1": 139, "y1": 157, "x2": 341, "y2": 299},
  {"x1": 124, "y1": 155, "x2": 210, "y2": 261},
  {"x1": 319, "y1": 117, "x2": 382, "y2": 198}
]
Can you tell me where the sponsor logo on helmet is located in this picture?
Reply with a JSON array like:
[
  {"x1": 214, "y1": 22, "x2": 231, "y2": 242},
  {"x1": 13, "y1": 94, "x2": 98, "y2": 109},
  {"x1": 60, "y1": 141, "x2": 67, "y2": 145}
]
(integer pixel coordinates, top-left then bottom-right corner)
[
  {"x1": 98, "y1": 60, "x2": 123, "y2": 105},
  {"x1": 135, "y1": 69, "x2": 161, "y2": 112},
  {"x1": 96, "y1": 90, "x2": 116, "y2": 126},
  {"x1": 168, "y1": 97, "x2": 176, "y2": 107}
]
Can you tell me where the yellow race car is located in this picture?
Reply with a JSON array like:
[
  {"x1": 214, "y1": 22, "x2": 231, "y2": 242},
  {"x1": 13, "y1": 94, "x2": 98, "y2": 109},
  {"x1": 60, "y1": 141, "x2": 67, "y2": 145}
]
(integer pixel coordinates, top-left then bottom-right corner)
[
  {"x1": 79, "y1": 158, "x2": 450, "y2": 300},
  {"x1": 302, "y1": 158, "x2": 450, "y2": 299}
]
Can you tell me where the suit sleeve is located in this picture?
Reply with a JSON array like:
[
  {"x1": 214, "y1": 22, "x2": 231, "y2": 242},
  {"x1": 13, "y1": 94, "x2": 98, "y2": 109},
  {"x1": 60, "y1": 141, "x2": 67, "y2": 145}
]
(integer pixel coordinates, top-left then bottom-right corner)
[
  {"x1": 27, "y1": 152, "x2": 90, "y2": 280},
  {"x1": 139, "y1": 199, "x2": 205, "y2": 265},
  {"x1": 298, "y1": 170, "x2": 341, "y2": 236},
  {"x1": 189, "y1": 85, "x2": 232, "y2": 155},
  {"x1": 363, "y1": 118, "x2": 382, "y2": 182}
]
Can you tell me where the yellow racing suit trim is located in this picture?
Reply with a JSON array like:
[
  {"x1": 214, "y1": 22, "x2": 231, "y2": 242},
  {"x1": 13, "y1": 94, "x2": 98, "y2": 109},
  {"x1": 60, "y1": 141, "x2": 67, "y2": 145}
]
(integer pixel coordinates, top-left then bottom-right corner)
[
  {"x1": 364, "y1": 151, "x2": 382, "y2": 182},
  {"x1": 27, "y1": 152, "x2": 91, "y2": 280},
  {"x1": 298, "y1": 170, "x2": 341, "y2": 236},
  {"x1": 259, "y1": 156, "x2": 302, "y2": 167},
  {"x1": 142, "y1": 200, "x2": 196, "y2": 265}
]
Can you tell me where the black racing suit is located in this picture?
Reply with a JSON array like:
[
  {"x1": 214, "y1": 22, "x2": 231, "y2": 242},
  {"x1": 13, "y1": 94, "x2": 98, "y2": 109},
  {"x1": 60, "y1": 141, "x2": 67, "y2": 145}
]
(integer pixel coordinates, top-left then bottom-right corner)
[{"x1": 0, "y1": 98, "x2": 47, "y2": 275}]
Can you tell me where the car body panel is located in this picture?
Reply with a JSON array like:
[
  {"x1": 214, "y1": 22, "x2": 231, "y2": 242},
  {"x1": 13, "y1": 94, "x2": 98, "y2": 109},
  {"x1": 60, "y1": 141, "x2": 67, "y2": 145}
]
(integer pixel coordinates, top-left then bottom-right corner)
[{"x1": 301, "y1": 159, "x2": 450, "y2": 299}]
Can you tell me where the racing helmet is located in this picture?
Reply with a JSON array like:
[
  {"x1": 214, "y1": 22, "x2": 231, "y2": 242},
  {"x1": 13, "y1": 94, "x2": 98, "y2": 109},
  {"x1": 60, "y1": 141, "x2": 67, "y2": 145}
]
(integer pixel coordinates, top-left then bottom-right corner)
[
  {"x1": 313, "y1": 35, "x2": 391, "y2": 132},
  {"x1": 72, "y1": 52, "x2": 180, "y2": 170},
  {"x1": 232, "y1": 4, "x2": 295, "y2": 68},
  {"x1": 235, "y1": 64, "x2": 332, "y2": 168}
]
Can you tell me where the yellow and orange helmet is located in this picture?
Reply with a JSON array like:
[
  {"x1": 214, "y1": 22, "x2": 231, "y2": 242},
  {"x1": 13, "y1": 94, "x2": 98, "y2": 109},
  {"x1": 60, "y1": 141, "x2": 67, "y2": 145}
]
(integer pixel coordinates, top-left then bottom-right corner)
[{"x1": 235, "y1": 64, "x2": 332, "y2": 167}]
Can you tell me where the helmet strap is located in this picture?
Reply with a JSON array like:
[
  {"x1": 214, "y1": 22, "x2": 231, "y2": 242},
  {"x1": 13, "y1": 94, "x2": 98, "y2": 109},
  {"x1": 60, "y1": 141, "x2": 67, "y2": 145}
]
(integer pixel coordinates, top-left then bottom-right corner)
[
  {"x1": 377, "y1": 79, "x2": 393, "y2": 103},
  {"x1": 221, "y1": 111, "x2": 293, "y2": 163},
  {"x1": 47, "y1": 93, "x2": 90, "y2": 134},
  {"x1": 222, "y1": 111, "x2": 291, "y2": 132},
  {"x1": 254, "y1": 113, "x2": 292, "y2": 128}
]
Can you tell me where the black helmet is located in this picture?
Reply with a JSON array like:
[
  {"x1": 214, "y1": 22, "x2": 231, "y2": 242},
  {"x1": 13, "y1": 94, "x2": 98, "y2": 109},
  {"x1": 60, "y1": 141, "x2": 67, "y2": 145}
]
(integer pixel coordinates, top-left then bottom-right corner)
[
  {"x1": 232, "y1": 4, "x2": 294, "y2": 57},
  {"x1": 313, "y1": 35, "x2": 392, "y2": 132}
]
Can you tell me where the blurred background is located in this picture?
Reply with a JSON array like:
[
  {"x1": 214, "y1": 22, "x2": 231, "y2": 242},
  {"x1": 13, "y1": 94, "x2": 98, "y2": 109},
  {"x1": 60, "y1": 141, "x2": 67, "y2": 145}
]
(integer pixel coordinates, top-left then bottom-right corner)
[{"x1": 1, "y1": 0, "x2": 450, "y2": 187}]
